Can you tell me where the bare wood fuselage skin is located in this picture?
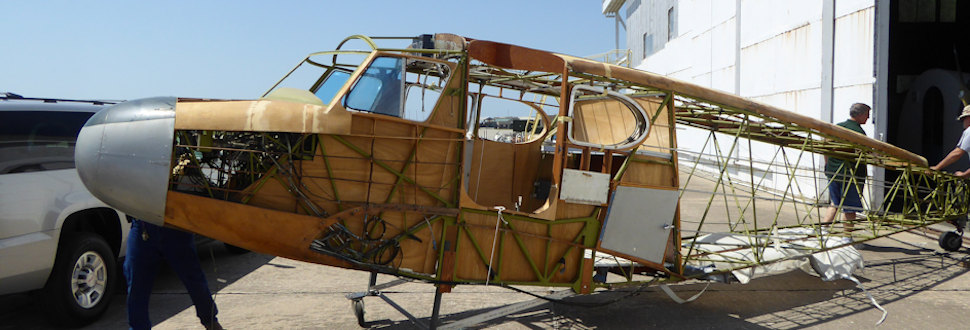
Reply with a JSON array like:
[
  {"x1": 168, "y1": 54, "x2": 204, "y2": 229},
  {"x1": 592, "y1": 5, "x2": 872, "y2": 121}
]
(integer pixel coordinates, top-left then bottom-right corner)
[{"x1": 164, "y1": 91, "x2": 678, "y2": 291}]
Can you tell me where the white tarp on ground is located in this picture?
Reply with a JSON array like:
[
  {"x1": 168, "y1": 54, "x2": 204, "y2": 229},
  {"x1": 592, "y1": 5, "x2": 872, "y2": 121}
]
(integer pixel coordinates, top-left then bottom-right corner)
[
  {"x1": 684, "y1": 228, "x2": 886, "y2": 324},
  {"x1": 689, "y1": 228, "x2": 862, "y2": 283}
]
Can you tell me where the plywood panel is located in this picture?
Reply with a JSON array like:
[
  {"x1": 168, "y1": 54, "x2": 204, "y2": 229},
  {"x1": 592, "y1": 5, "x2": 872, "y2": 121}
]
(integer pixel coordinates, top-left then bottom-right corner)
[
  {"x1": 174, "y1": 99, "x2": 352, "y2": 135},
  {"x1": 454, "y1": 212, "x2": 584, "y2": 282},
  {"x1": 465, "y1": 137, "x2": 549, "y2": 213},
  {"x1": 467, "y1": 140, "x2": 515, "y2": 208},
  {"x1": 574, "y1": 99, "x2": 640, "y2": 146},
  {"x1": 376, "y1": 210, "x2": 441, "y2": 274},
  {"x1": 555, "y1": 202, "x2": 597, "y2": 219},
  {"x1": 242, "y1": 176, "x2": 299, "y2": 213},
  {"x1": 165, "y1": 191, "x2": 355, "y2": 268},
  {"x1": 511, "y1": 142, "x2": 543, "y2": 212},
  {"x1": 619, "y1": 161, "x2": 676, "y2": 187},
  {"x1": 634, "y1": 97, "x2": 672, "y2": 156}
]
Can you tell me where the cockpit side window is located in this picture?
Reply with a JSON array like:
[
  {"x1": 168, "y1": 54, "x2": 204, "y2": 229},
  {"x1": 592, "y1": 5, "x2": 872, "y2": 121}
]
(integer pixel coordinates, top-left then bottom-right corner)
[
  {"x1": 402, "y1": 59, "x2": 450, "y2": 122},
  {"x1": 344, "y1": 56, "x2": 451, "y2": 122},
  {"x1": 314, "y1": 70, "x2": 351, "y2": 105}
]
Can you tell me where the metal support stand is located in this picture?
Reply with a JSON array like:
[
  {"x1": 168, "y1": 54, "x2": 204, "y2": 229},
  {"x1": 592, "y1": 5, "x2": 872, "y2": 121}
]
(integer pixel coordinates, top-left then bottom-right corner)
[
  {"x1": 346, "y1": 272, "x2": 576, "y2": 329},
  {"x1": 347, "y1": 272, "x2": 427, "y2": 328},
  {"x1": 430, "y1": 287, "x2": 443, "y2": 330}
]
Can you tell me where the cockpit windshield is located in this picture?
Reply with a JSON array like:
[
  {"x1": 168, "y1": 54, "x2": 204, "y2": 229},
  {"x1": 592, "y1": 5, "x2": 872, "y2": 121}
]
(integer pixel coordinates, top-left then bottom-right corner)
[
  {"x1": 313, "y1": 70, "x2": 351, "y2": 105},
  {"x1": 263, "y1": 51, "x2": 369, "y2": 105},
  {"x1": 345, "y1": 57, "x2": 404, "y2": 116},
  {"x1": 265, "y1": 50, "x2": 452, "y2": 124}
]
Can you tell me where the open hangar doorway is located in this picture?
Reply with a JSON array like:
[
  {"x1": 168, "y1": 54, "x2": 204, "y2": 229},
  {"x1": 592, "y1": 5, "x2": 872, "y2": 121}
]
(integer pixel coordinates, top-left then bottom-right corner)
[
  {"x1": 875, "y1": 0, "x2": 970, "y2": 213},
  {"x1": 881, "y1": 0, "x2": 970, "y2": 171}
]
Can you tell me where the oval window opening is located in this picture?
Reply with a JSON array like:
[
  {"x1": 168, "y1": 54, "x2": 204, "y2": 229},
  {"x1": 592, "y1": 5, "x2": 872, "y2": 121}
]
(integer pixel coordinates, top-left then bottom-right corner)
[{"x1": 567, "y1": 85, "x2": 649, "y2": 150}]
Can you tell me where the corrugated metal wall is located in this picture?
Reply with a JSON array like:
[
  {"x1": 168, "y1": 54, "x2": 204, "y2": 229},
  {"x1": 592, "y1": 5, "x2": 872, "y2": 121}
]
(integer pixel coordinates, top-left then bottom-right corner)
[
  {"x1": 626, "y1": 0, "x2": 678, "y2": 64},
  {"x1": 625, "y1": 0, "x2": 879, "y2": 198},
  {"x1": 631, "y1": 0, "x2": 875, "y2": 124}
]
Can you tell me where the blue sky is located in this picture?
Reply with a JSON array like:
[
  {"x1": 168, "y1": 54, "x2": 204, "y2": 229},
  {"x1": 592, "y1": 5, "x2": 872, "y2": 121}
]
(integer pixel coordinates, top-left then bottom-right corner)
[{"x1": 1, "y1": 1, "x2": 618, "y2": 100}]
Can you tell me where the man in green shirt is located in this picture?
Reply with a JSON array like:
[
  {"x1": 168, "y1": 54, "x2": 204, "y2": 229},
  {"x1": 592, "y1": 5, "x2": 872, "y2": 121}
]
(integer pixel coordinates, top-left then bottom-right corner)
[{"x1": 822, "y1": 103, "x2": 871, "y2": 233}]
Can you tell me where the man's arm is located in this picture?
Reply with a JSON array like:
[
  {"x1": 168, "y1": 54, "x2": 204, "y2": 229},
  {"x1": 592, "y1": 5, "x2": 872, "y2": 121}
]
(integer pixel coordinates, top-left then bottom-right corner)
[{"x1": 931, "y1": 147, "x2": 966, "y2": 171}]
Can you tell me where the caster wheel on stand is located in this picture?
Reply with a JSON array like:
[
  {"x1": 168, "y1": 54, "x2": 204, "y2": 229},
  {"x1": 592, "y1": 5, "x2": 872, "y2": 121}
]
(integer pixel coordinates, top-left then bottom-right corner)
[
  {"x1": 939, "y1": 231, "x2": 963, "y2": 252},
  {"x1": 352, "y1": 298, "x2": 366, "y2": 327}
]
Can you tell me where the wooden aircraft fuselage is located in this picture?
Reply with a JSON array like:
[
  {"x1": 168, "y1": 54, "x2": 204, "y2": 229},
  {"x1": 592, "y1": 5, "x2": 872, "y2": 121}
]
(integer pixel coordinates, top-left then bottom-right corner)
[
  {"x1": 77, "y1": 34, "x2": 955, "y2": 294},
  {"x1": 162, "y1": 35, "x2": 683, "y2": 293}
]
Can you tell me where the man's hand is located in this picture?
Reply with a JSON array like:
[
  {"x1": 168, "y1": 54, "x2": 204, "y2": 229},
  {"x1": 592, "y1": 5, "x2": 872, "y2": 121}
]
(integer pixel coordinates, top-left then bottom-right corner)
[
  {"x1": 933, "y1": 147, "x2": 967, "y2": 172},
  {"x1": 956, "y1": 170, "x2": 970, "y2": 178}
]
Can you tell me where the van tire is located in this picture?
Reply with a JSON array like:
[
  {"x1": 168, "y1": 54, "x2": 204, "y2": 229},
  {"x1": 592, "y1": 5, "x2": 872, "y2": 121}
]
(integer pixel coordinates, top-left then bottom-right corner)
[{"x1": 42, "y1": 232, "x2": 117, "y2": 326}]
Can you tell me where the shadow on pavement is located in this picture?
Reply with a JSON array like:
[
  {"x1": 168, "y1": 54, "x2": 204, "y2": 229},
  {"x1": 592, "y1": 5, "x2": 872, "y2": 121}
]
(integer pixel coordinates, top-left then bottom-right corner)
[
  {"x1": 365, "y1": 242, "x2": 969, "y2": 329},
  {"x1": 0, "y1": 239, "x2": 274, "y2": 330}
]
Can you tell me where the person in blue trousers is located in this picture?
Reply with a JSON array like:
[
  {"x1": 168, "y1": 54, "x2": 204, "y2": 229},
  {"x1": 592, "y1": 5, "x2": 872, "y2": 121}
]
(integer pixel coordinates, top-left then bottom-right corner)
[{"x1": 124, "y1": 217, "x2": 222, "y2": 330}]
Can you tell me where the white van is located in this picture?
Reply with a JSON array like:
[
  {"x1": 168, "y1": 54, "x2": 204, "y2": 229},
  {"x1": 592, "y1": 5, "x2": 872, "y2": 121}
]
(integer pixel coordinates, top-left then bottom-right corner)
[{"x1": 0, "y1": 93, "x2": 130, "y2": 326}]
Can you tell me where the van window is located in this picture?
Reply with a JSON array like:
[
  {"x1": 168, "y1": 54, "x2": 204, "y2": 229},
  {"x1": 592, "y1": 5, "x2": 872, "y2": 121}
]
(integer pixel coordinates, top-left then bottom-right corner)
[{"x1": 0, "y1": 111, "x2": 93, "y2": 174}]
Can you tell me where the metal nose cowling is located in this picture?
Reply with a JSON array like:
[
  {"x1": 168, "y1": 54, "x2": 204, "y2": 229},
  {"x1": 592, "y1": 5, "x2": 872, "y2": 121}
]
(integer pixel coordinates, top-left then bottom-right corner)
[{"x1": 75, "y1": 97, "x2": 176, "y2": 225}]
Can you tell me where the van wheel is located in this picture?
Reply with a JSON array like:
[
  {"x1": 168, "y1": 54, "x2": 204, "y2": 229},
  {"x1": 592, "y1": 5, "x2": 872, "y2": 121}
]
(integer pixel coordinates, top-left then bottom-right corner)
[{"x1": 42, "y1": 232, "x2": 117, "y2": 326}]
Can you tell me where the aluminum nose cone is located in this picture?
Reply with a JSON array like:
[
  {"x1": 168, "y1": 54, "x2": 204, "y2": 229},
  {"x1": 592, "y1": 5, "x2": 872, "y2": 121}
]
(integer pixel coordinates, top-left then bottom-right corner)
[{"x1": 75, "y1": 97, "x2": 176, "y2": 225}]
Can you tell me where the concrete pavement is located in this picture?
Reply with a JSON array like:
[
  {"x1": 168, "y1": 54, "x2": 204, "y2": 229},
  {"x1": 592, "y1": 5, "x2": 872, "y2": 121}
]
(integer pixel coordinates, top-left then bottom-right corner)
[
  {"x1": 2, "y1": 229, "x2": 969, "y2": 329},
  {"x1": 4, "y1": 169, "x2": 970, "y2": 329}
]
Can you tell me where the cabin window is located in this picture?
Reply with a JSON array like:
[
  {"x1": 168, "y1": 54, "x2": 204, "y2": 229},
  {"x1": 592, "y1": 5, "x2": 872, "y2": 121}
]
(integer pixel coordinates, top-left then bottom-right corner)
[
  {"x1": 567, "y1": 85, "x2": 650, "y2": 150},
  {"x1": 402, "y1": 59, "x2": 450, "y2": 122},
  {"x1": 346, "y1": 56, "x2": 404, "y2": 116},
  {"x1": 476, "y1": 96, "x2": 548, "y2": 144},
  {"x1": 643, "y1": 33, "x2": 654, "y2": 58},
  {"x1": 667, "y1": 6, "x2": 677, "y2": 41}
]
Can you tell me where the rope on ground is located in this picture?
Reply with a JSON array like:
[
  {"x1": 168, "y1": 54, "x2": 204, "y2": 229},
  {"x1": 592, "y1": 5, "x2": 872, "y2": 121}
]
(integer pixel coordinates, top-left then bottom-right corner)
[
  {"x1": 659, "y1": 282, "x2": 711, "y2": 304},
  {"x1": 844, "y1": 275, "x2": 888, "y2": 325}
]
